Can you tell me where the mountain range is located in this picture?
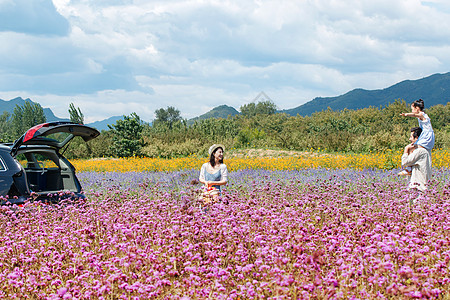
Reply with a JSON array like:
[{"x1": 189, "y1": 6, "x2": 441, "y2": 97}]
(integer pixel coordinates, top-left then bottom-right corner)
[
  {"x1": 1, "y1": 72, "x2": 450, "y2": 130},
  {"x1": 0, "y1": 97, "x2": 70, "y2": 123},
  {"x1": 191, "y1": 72, "x2": 450, "y2": 120},
  {"x1": 0, "y1": 97, "x2": 123, "y2": 131},
  {"x1": 279, "y1": 72, "x2": 450, "y2": 116}
]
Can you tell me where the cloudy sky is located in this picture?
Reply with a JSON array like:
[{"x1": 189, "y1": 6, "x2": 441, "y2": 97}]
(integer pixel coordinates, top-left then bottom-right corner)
[{"x1": 1, "y1": 0, "x2": 450, "y2": 123}]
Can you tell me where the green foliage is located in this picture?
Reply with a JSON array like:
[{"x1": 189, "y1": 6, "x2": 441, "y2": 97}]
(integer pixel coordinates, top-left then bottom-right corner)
[
  {"x1": 0, "y1": 102, "x2": 47, "y2": 142},
  {"x1": 153, "y1": 106, "x2": 183, "y2": 129},
  {"x1": 108, "y1": 113, "x2": 145, "y2": 157},
  {"x1": 60, "y1": 100, "x2": 450, "y2": 158},
  {"x1": 139, "y1": 100, "x2": 450, "y2": 157},
  {"x1": 63, "y1": 137, "x2": 91, "y2": 159},
  {"x1": 63, "y1": 131, "x2": 113, "y2": 159},
  {"x1": 69, "y1": 102, "x2": 84, "y2": 124},
  {"x1": 191, "y1": 118, "x2": 238, "y2": 140},
  {"x1": 237, "y1": 127, "x2": 266, "y2": 147},
  {"x1": 434, "y1": 128, "x2": 450, "y2": 149},
  {"x1": 142, "y1": 139, "x2": 204, "y2": 158},
  {"x1": 87, "y1": 131, "x2": 114, "y2": 158},
  {"x1": 0, "y1": 111, "x2": 12, "y2": 142},
  {"x1": 382, "y1": 149, "x2": 400, "y2": 170},
  {"x1": 142, "y1": 117, "x2": 236, "y2": 158},
  {"x1": 240, "y1": 100, "x2": 277, "y2": 117},
  {"x1": 11, "y1": 102, "x2": 46, "y2": 138},
  {"x1": 427, "y1": 104, "x2": 450, "y2": 130}
]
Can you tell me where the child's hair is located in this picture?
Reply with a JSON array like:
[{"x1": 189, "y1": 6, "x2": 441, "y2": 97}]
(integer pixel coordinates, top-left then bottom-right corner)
[
  {"x1": 412, "y1": 99, "x2": 425, "y2": 111},
  {"x1": 411, "y1": 127, "x2": 423, "y2": 139}
]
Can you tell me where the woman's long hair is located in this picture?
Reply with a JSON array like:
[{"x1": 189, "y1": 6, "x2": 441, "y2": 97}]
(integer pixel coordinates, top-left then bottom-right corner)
[{"x1": 209, "y1": 147, "x2": 224, "y2": 167}]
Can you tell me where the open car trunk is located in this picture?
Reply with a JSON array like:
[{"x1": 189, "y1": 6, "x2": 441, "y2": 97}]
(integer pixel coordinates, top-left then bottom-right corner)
[
  {"x1": 16, "y1": 147, "x2": 83, "y2": 200},
  {"x1": 1, "y1": 122, "x2": 99, "y2": 205},
  {"x1": 11, "y1": 122, "x2": 99, "y2": 200},
  {"x1": 13, "y1": 146, "x2": 84, "y2": 202}
]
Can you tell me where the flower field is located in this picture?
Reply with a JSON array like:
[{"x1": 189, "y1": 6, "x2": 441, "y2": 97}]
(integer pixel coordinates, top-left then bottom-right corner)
[
  {"x1": 1, "y1": 154, "x2": 450, "y2": 299},
  {"x1": 71, "y1": 149, "x2": 450, "y2": 173}
]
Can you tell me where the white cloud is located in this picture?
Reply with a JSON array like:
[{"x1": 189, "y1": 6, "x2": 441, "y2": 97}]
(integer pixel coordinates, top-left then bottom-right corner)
[{"x1": 1, "y1": 0, "x2": 450, "y2": 122}]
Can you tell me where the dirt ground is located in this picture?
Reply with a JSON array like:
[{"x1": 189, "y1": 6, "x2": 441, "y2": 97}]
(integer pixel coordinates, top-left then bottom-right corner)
[
  {"x1": 225, "y1": 148, "x2": 323, "y2": 158},
  {"x1": 89, "y1": 148, "x2": 327, "y2": 159}
]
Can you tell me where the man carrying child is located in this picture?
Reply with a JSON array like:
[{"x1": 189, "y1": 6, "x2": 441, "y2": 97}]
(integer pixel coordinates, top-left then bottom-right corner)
[{"x1": 401, "y1": 127, "x2": 432, "y2": 202}]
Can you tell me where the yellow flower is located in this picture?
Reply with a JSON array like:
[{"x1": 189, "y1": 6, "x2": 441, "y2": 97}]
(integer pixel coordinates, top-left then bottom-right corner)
[{"x1": 72, "y1": 149, "x2": 450, "y2": 172}]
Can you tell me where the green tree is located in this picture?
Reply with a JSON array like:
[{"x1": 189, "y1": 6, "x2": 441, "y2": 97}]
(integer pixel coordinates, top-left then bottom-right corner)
[
  {"x1": 256, "y1": 100, "x2": 277, "y2": 115},
  {"x1": 153, "y1": 106, "x2": 182, "y2": 129},
  {"x1": 240, "y1": 100, "x2": 277, "y2": 117},
  {"x1": 427, "y1": 103, "x2": 450, "y2": 130},
  {"x1": 108, "y1": 113, "x2": 145, "y2": 157},
  {"x1": 0, "y1": 111, "x2": 12, "y2": 142},
  {"x1": 11, "y1": 102, "x2": 46, "y2": 138},
  {"x1": 69, "y1": 102, "x2": 84, "y2": 124},
  {"x1": 259, "y1": 113, "x2": 291, "y2": 148},
  {"x1": 240, "y1": 102, "x2": 257, "y2": 117}
]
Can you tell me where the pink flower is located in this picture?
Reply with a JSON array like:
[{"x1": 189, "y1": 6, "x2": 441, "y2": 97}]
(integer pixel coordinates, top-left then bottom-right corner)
[{"x1": 57, "y1": 287, "x2": 68, "y2": 297}]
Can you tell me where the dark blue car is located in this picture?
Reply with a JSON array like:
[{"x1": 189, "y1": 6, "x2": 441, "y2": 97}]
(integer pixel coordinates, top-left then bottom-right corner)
[{"x1": 0, "y1": 122, "x2": 99, "y2": 205}]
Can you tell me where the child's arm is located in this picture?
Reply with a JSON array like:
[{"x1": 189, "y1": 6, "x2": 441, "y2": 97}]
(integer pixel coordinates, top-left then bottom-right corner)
[{"x1": 400, "y1": 112, "x2": 425, "y2": 120}]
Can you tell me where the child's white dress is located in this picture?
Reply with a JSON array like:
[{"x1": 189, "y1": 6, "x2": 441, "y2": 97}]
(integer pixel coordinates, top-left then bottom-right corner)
[{"x1": 416, "y1": 113, "x2": 435, "y2": 151}]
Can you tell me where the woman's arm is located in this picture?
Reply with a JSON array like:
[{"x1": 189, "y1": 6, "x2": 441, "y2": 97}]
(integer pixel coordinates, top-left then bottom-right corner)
[
  {"x1": 216, "y1": 164, "x2": 228, "y2": 186},
  {"x1": 199, "y1": 164, "x2": 207, "y2": 185},
  {"x1": 207, "y1": 179, "x2": 227, "y2": 186}
]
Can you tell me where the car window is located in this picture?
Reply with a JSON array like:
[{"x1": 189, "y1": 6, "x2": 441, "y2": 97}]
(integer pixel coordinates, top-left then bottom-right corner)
[
  {"x1": 16, "y1": 154, "x2": 29, "y2": 168},
  {"x1": 17, "y1": 153, "x2": 59, "y2": 169},
  {"x1": 43, "y1": 132, "x2": 72, "y2": 143},
  {"x1": 0, "y1": 157, "x2": 6, "y2": 171}
]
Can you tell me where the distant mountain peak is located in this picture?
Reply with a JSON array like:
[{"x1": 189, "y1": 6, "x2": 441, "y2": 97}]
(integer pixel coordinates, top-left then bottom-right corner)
[
  {"x1": 0, "y1": 97, "x2": 69, "y2": 122},
  {"x1": 187, "y1": 105, "x2": 239, "y2": 125},
  {"x1": 87, "y1": 115, "x2": 125, "y2": 131}
]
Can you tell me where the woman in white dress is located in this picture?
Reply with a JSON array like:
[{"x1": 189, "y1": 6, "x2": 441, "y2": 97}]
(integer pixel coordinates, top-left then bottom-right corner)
[{"x1": 198, "y1": 144, "x2": 228, "y2": 199}]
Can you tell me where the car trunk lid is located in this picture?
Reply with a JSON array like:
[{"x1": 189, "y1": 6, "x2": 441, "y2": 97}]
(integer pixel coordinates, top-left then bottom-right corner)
[{"x1": 11, "y1": 122, "x2": 100, "y2": 157}]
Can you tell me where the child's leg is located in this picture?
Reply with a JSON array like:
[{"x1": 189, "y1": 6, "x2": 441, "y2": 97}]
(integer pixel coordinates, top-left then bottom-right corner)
[
  {"x1": 398, "y1": 144, "x2": 417, "y2": 176},
  {"x1": 407, "y1": 144, "x2": 418, "y2": 155},
  {"x1": 398, "y1": 168, "x2": 412, "y2": 176},
  {"x1": 401, "y1": 145, "x2": 416, "y2": 175}
]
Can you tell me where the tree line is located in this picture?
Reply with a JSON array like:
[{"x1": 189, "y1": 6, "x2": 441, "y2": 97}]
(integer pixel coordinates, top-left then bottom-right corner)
[
  {"x1": 67, "y1": 99, "x2": 450, "y2": 159},
  {"x1": 1, "y1": 99, "x2": 449, "y2": 159},
  {"x1": 0, "y1": 101, "x2": 85, "y2": 142}
]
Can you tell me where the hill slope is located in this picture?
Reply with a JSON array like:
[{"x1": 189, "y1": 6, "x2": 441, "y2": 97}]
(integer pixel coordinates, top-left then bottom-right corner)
[
  {"x1": 280, "y1": 72, "x2": 450, "y2": 116},
  {"x1": 187, "y1": 105, "x2": 239, "y2": 125},
  {"x1": 87, "y1": 116, "x2": 124, "y2": 131}
]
